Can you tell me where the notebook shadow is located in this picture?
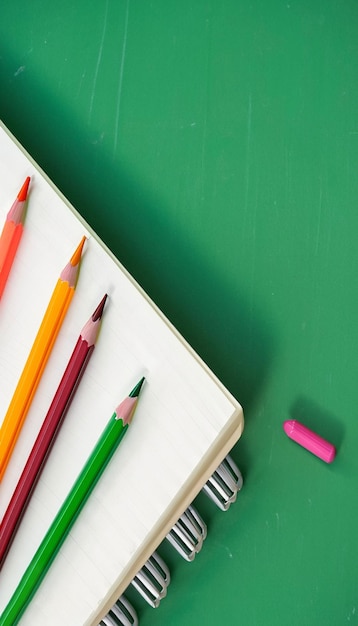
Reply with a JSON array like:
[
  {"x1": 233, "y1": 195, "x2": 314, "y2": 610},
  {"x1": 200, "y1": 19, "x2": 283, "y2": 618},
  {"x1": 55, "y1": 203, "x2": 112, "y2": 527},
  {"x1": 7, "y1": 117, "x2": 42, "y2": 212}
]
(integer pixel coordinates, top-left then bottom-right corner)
[
  {"x1": 0, "y1": 50, "x2": 277, "y2": 615},
  {"x1": 0, "y1": 50, "x2": 276, "y2": 429}
]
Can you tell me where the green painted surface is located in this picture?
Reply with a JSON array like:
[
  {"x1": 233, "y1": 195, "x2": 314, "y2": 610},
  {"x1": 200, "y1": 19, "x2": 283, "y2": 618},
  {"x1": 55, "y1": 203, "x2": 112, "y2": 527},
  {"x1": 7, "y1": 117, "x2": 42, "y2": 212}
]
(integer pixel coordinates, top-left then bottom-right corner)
[{"x1": 1, "y1": 2, "x2": 357, "y2": 624}]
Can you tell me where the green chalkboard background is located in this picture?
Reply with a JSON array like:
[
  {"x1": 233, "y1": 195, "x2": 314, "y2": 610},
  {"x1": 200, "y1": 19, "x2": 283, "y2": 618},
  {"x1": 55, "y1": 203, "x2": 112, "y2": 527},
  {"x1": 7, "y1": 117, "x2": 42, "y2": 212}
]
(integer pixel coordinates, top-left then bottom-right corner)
[{"x1": 1, "y1": 2, "x2": 357, "y2": 624}]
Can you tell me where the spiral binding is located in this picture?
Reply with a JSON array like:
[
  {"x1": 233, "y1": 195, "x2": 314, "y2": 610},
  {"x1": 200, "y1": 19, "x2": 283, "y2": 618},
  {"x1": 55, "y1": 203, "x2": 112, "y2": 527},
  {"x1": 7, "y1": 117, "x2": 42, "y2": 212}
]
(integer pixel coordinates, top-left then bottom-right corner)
[
  {"x1": 166, "y1": 504, "x2": 207, "y2": 561},
  {"x1": 202, "y1": 454, "x2": 243, "y2": 511},
  {"x1": 100, "y1": 595, "x2": 138, "y2": 626},
  {"x1": 130, "y1": 551, "x2": 170, "y2": 608},
  {"x1": 99, "y1": 454, "x2": 242, "y2": 625}
]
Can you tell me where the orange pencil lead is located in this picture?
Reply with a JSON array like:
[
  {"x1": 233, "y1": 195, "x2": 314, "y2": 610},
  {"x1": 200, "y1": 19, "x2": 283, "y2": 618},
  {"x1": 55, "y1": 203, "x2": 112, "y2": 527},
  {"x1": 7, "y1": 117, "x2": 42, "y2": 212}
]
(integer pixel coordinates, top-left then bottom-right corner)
[
  {"x1": 70, "y1": 235, "x2": 86, "y2": 266},
  {"x1": 60, "y1": 237, "x2": 87, "y2": 288}
]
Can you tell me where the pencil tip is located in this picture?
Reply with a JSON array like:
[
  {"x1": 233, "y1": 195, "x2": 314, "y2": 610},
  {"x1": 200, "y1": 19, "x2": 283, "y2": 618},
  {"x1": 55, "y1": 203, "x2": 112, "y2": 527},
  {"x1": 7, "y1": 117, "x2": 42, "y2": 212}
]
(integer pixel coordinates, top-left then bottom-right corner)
[
  {"x1": 91, "y1": 294, "x2": 108, "y2": 321},
  {"x1": 129, "y1": 377, "x2": 145, "y2": 398},
  {"x1": 70, "y1": 236, "x2": 86, "y2": 266},
  {"x1": 115, "y1": 377, "x2": 145, "y2": 424},
  {"x1": 17, "y1": 176, "x2": 31, "y2": 201}
]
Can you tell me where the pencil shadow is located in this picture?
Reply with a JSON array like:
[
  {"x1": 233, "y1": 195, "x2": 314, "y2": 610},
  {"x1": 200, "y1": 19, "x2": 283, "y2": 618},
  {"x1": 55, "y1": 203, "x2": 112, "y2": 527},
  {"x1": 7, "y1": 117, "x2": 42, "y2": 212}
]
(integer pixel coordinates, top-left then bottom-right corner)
[{"x1": 289, "y1": 396, "x2": 345, "y2": 453}]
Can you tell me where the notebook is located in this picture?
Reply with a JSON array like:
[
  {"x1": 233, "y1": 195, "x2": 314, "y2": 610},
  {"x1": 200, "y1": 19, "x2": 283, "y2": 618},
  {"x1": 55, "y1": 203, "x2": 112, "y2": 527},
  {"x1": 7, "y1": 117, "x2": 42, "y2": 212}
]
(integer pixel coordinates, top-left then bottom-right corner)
[{"x1": 0, "y1": 121, "x2": 244, "y2": 626}]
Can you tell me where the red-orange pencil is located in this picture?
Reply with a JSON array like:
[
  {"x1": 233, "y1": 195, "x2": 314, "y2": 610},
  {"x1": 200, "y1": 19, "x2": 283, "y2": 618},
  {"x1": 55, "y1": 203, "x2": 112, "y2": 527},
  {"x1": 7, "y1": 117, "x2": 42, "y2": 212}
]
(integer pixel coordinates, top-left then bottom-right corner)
[
  {"x1": 0, "y1": 177, "x2": 31, "y2": 299},
  {"x1": 0, "y1": 294, "x2": 107, "y2": 569}
]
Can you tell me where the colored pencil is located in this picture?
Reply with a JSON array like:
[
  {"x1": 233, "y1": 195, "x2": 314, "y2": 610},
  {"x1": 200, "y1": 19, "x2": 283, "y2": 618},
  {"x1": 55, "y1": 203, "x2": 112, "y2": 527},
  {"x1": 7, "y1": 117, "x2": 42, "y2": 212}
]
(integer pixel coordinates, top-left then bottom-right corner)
[
  {"x1": 0, "y1": 377, "x2": 145, "y2": 626},
  {"x1": 0, "y1": 177, "x2": 31, "y2": 299},
  {"x1": 0, "y1": 294, "x2": 108, "y2": 569},
  {"x1": 0, "y1": 236, "x2": 86, "y2": 481}
]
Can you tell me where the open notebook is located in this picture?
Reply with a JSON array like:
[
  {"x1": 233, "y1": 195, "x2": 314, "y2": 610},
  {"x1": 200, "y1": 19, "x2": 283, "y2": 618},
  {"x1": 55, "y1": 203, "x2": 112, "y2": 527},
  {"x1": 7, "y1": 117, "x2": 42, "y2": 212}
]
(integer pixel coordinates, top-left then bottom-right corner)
[{"x1": 0, "y1": 121, "x2": 244, "y2": 626}]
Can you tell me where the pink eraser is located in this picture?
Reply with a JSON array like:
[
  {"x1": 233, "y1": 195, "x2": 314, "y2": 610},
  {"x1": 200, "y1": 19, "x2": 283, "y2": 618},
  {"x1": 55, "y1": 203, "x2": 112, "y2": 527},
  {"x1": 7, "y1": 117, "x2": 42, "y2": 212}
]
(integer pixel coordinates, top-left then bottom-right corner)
[{"x1": 283, "y1": 419, "x2": 336, "y2": 463}]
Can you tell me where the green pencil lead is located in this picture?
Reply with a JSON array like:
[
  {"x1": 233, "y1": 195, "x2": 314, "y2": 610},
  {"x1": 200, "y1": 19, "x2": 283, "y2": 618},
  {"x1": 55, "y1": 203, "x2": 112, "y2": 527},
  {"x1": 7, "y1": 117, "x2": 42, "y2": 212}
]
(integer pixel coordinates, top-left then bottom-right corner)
[
  {"x1": 129, "y1": 377, "x2": 145, "y2": 398},
  {"x1": 115, "y1": 377, "x2": 145, "y2": 424}
]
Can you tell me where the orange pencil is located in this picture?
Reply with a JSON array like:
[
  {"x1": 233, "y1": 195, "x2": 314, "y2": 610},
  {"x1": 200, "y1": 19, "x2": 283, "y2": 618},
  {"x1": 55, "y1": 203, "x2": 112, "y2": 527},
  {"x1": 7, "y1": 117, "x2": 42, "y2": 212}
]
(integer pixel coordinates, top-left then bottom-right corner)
[
  {"x1": 0, "y1": 236, "x2": 86, "y2": 481},
  {"x1": 0, "y1": 177, "x2": 31, "y2": 299}
]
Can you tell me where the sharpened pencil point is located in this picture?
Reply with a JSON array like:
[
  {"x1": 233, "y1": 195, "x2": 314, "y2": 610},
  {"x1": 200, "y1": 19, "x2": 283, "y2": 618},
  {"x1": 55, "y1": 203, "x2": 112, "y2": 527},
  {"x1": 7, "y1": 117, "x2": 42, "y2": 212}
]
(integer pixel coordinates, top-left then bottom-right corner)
[
  {"x1": 129, "y1": 377, "x2": 145, "y2": 398},
  {"x1": 115, "y1": 378, "x2": 145, "y2": 425},
  {"x1": 70, "y1": 236, "x2": 86, "y2": 266},
  {"x1": 60, "y1": 237, "x2": 86, "y2": 287},
  {"x1": 92, "y1": 294, "x2": 108, "y2": 322},
  {"x1": 17, "y1": 176, "x2": 31, "y2": 201}
]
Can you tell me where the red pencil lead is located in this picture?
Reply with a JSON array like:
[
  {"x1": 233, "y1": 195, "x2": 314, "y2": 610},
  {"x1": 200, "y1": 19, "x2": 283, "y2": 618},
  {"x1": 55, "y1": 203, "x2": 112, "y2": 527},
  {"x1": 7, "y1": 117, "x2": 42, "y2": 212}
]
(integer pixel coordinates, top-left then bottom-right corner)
[
  {"x1": 92, "y1": 294, "x2": 108, "y2": 322},
  {"x1": 0, "y1": 177, "x2": 31, "y2": 298},
  {"x1": 17, "y1": 176, "x2": 31, "y2": 202}
]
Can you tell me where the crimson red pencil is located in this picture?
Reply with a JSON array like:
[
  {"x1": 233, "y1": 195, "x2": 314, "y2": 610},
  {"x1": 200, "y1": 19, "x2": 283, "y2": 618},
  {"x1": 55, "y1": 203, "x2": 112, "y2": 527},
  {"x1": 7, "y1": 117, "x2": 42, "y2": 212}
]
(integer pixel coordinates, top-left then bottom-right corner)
[{"x1": 0, "y1": 294, "x2": 108, "y2": 569}]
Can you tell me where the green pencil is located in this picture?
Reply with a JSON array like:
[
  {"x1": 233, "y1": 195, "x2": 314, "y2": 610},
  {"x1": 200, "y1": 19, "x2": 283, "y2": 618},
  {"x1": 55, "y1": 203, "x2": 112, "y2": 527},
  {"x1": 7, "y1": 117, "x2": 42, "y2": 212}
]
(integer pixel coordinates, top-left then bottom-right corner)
[{"x1": 0, "y1": 377, "x2": 145, "y2": 626}]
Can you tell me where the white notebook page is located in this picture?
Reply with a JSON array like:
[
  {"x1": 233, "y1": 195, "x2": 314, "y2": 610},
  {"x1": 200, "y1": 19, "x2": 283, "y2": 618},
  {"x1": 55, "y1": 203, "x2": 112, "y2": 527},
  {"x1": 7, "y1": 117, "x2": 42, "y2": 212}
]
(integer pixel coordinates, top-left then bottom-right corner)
[{"x1": 0, "y1": 124, "x2": 243, "y2": 626}]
